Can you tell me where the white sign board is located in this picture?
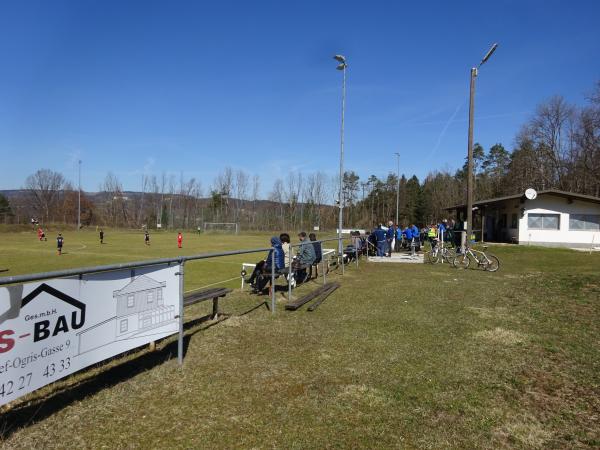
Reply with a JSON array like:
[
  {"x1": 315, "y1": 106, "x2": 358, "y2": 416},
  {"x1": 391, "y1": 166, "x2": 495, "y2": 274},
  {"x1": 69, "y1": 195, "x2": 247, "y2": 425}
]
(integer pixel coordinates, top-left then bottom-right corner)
[{"x1": 0, "y1": 264, "x2": 180, "y2": 406}]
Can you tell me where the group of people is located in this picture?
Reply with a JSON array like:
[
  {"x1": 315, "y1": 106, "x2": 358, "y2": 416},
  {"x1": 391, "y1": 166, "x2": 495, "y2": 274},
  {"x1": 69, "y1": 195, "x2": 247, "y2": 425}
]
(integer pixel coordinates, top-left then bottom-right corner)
[
  {"x1": 368, "y1": 221, "x2": 422, "y2": 257},
  {"x1": 246, "y1": 231, "x2": 323, "y2": 294},
  {"x1": 366, "y1": 218, "x2": 464, "y2": 257}
]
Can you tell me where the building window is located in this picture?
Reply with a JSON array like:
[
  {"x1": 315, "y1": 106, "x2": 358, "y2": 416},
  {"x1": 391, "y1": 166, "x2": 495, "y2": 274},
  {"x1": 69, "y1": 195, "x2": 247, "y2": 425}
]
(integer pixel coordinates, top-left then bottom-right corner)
[
  {"x1": 569, "y1": 214, "x2": 600, "y2": 231},
  {"x1": 528, "y1": 213, "x2": 560, "y2": 230},
  {"x1": 127, "y1": 295, "x2": 135, "y2": 308},
  {"x1": 157, "y1": 289, "x2": 163, "y2": 304},
  {"x1": 120, "y1": 319, "x2": 128, "y2": 333},
  {"x1": 147, "y1": 291, "x2": 154, "y2": 303},
  {"x1": 142, "y1": 316, "x2": 152, "y2": 328},
  {"x1": 511, "y1": 213, "x2": 518, "y2": 229}
]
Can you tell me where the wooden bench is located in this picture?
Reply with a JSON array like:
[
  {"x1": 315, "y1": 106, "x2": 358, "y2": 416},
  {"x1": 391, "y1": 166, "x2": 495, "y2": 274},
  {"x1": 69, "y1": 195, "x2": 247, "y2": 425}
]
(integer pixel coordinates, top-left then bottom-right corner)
[
  {"x1": 183, "y1": 287, "x2": 232, "y2": 320},
  {"x1": 285, "y1": 282, "x2": 340, "y2": 311}
]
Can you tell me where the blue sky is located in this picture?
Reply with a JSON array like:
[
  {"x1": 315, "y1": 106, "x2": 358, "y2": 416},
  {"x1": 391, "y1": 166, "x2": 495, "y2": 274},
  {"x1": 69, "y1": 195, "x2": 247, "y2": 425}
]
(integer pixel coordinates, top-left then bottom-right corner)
[{"x1": 1, "y1": 0, "x2": 599, "y2": 195}]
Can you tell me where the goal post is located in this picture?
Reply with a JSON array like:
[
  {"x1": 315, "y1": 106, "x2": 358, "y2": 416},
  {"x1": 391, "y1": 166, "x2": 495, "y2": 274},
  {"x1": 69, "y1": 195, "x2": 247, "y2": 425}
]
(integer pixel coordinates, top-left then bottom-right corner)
[{"x1": 203, "y1": 222, "x2": 239, "y2": 234}]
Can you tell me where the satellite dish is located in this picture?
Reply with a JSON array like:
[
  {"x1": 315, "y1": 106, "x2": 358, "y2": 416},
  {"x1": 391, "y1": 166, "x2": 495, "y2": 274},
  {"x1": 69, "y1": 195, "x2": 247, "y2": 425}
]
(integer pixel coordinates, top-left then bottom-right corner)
[{"x1": 525, "y1": 188, "x2": 537, "y2": 200}]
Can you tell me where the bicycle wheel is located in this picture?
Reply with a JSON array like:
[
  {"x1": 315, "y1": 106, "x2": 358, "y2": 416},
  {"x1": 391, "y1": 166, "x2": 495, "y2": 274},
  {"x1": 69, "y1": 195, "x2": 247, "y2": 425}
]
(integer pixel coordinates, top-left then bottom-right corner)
[
  {"x1": 442, "y1": 247, "x2": 457, "y2": 264},
  {"x1": 426, "y1": 250, "x2": 439, "y2": 264},
  {"x1": 453, "y1": 253, "x2": 470, "y2": 269},
  {"x1": 483, "y1": 254, "x2": 500, "y2": 272}
]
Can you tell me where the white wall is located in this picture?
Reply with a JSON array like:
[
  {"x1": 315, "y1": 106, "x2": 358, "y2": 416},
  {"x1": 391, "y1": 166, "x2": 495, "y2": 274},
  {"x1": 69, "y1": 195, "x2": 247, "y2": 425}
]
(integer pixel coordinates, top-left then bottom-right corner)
[{"x1": 518, "y1": 195, "x2": 600, "y2": 247}]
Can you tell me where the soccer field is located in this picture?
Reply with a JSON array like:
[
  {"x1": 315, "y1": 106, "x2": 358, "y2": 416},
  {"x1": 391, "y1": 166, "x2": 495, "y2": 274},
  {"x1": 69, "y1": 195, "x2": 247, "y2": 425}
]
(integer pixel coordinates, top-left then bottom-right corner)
[
  {"x1": 1, "y1": 231, "x2": 599, "y2": 448},
  {"x1": 0, "y1": 228, "x2": 287, "y2": 292}
]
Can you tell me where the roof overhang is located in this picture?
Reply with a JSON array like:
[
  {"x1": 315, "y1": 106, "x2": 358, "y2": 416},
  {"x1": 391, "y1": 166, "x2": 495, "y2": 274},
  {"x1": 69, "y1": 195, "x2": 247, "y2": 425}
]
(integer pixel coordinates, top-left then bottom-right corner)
[{"x1": 445, "y1": 189, "x2": 600, "y2": 211}]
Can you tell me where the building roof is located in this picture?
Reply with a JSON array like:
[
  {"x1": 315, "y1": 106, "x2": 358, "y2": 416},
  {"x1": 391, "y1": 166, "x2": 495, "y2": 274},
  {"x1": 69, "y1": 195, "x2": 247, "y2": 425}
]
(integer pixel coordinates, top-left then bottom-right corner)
[
  {"x1": 446, "y1": 189, "x2": 600, "y2": 210},
  {"x1": 113, "y1": 275, "x2": 166, "y2": 297}
]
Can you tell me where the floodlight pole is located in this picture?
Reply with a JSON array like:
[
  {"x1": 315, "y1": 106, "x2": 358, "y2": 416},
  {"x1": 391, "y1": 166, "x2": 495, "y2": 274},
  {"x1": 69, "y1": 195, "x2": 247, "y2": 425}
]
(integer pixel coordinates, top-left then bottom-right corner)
[
  {"x1": 77, "y1": 159, "x2": 81, "y2": 231},
  {"x1": 335, "y1": 55, "x2": 347, "y2": 267},
  {"x1": 394, "y1": 152, "x2": 400, "y2": 226},
  {"x1": 466, "y1": 68, "x2": 476, "y2": 249},
  {"x1": 466, "y1": 43, "x2": 498, "y2": 250}
]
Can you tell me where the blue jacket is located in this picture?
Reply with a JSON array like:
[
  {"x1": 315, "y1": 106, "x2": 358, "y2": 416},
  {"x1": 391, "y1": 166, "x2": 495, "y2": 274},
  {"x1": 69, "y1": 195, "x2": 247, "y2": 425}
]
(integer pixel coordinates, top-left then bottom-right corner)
[
  {"x1": 396, "y1": 228, "x2": 403, "y2": 239},
  {"x1": 386, "y1": 227, "x2": 395, "y2": 239},
  {"x1": 374, "y1": 228, "x2": 386, "y2": 242},
  {"x1": 266, "y1": 237, "x2": 285, "y2": 270},
  {"x1": 403, "y1": 227, "x2": 413, "y2": 240},
  {"x1": 311, "y1": 241, "x2": 322, "y2": 263},
  {"x1": 411, "y1": 225, "x2": 419, "y2": 237}
]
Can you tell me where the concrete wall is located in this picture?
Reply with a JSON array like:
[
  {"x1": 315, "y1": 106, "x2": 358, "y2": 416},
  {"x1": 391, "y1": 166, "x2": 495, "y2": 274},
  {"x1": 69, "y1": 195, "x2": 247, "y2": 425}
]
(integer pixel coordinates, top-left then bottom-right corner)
[{"x1": 518, "y1": 195, "x2": 600, "y2": 247}]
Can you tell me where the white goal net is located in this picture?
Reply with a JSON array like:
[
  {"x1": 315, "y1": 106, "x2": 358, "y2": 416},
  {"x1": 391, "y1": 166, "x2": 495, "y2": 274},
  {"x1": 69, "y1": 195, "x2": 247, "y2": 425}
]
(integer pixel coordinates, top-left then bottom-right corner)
[{"x1": 203, "y1": 222, "x2": 239, "y2": 234}]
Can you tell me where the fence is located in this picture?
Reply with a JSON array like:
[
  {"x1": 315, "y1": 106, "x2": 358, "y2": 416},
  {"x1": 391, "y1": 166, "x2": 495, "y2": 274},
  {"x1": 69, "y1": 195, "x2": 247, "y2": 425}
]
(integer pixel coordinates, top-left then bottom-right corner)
[
  {"x1": 0, "y1": 237, "x2": 353, "y2": 407},
  {"x1": 0, "y1": 237, "x2": 346, "y2": 359}
]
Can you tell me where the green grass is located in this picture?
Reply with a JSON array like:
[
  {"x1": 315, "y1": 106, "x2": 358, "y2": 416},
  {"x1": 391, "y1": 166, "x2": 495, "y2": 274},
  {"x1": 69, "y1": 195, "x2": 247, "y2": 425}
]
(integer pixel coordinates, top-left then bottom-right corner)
[{"x1": 1, "y1": 229, "x2": 599, "y2": 448}]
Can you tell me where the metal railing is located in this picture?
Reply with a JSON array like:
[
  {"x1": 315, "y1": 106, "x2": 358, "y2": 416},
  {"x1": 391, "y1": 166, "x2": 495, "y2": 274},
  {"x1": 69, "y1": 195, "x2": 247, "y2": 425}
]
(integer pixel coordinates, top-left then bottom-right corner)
[{"x1": 0, "y1": 237, "x2": 347, "y2": 366}]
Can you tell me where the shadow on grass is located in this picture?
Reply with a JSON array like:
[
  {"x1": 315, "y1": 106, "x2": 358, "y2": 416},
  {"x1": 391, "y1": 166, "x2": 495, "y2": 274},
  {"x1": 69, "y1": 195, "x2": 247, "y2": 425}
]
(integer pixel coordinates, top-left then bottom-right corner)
[{"x1": 0, "y1": 300, "x2": 267, "y2": 439}]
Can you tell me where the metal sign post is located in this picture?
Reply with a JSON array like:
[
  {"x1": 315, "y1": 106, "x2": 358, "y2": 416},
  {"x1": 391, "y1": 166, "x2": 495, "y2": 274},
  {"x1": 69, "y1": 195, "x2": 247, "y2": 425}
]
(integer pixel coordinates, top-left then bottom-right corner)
[
  {"x1": 288, "y1": 243, "x2": 293, "y2": 301},
  {"x1": 177, "y1": 260, "x2": 185, "y2": 366},
  {"x1": 321, "y1": 242, "x2": 326, "y2": 286}
]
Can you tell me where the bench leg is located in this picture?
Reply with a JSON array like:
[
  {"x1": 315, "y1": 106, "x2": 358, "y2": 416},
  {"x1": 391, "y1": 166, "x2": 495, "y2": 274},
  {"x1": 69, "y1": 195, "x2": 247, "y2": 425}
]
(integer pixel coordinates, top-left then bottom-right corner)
[{"x1": 211, "y1": 297, "x2": 219, "y2": 320}]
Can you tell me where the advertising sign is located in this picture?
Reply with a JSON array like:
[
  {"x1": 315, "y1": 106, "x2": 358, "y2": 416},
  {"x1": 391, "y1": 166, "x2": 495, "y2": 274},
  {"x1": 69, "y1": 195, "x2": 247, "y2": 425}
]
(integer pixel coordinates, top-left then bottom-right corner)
[{"x1": 0, "y1": 264, "x2": 180, "y2": 406}]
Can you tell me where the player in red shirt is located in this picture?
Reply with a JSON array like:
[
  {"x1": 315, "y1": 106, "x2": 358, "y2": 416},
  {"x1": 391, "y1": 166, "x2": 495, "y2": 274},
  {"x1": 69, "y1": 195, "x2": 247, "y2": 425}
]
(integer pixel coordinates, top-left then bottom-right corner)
[{"x1": 177, "y1": 232, "x2": 183, "y2": 249}]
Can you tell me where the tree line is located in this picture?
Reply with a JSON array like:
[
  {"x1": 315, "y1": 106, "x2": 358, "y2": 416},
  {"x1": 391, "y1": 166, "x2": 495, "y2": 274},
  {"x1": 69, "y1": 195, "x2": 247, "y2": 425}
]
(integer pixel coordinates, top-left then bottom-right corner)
[{"x1": 1, "y1": 80, "x2": 598, "y2": 230}]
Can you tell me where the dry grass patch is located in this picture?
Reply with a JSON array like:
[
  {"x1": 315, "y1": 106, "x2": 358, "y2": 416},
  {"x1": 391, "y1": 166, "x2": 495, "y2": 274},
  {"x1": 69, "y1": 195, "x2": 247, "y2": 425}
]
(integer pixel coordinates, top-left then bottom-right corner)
[
  {"x1": 494, "y1": 413, "x2": 552, "y2": 449},
  {"x1": 337, "y1": 384, "x2": 390, "y2": 407},
  {"x1": 474, "y1": 327, "x2": 528, "y2": 345},
  {"x1": 467, "y1": 306, "x2": 509, "y2": 320}
]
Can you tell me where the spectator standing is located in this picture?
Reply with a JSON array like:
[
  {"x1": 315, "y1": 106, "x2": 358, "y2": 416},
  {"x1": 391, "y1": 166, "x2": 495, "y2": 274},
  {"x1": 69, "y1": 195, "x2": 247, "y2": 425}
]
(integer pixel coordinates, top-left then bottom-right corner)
[
  {"x1": 386, "y1": 221, "x2": 395, "y2": 257},
  {"x1": 374, "y1": 225, "x2": 387, "y2": 257},
  {"x1": 411, "y1": 223, "x2": 421, "y2": 252}
]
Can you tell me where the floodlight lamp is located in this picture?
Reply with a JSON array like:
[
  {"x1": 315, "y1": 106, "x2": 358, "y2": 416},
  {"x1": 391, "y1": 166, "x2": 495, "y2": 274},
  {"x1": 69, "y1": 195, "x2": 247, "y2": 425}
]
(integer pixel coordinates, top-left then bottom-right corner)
[
  {"x1": 336, "y1": 63, "x2": 346, "y2": 70},
  {"x1": 333, "y1": 54, "x2": 346, "y2": 63},
  {"x1": 480, "y1": 43, "x2": 498, "y2": 66}
]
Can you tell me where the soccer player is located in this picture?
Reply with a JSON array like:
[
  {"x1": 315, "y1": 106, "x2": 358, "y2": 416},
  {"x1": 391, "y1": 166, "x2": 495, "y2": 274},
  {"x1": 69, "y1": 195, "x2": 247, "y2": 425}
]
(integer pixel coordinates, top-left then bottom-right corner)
[
  {"x1": 177, "y1": 232, "x2": 183, "y2": 249},
  {"x1": 99, "y1": 229, "x2": 104, "y2": 244},
  {"x1": 144, "y1": 230, "x2": 150, "y2": 245},
  {"x1": 56, "y1": 233, "x2": 64, "y2": 255}
]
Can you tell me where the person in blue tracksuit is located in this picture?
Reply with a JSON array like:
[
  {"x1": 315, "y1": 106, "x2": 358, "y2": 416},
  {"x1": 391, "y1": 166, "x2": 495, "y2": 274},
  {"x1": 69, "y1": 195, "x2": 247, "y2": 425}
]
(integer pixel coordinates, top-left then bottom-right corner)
[
  {"x1": 395, "y1": 225, "x2": 403, "y2": 251},
  {"x1": 374, "y1": 225, "x2": 387, "y2": 257},
  {"x1": 411, "y1": 223, "x2": 421, "y2": 251},
  {"x1": 403, "y1": 226, "x2": 413, "y2": 250}
]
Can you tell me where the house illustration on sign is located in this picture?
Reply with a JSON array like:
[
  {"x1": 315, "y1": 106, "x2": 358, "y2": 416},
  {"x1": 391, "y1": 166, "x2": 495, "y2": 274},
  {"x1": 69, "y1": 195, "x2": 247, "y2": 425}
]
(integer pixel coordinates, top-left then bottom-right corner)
[
  {"x1": 112, "y1": 275, "x2": 174, "y2": 339},
  {"x1": 76, "y1": 274, "x2": 176, "y2": 355}
]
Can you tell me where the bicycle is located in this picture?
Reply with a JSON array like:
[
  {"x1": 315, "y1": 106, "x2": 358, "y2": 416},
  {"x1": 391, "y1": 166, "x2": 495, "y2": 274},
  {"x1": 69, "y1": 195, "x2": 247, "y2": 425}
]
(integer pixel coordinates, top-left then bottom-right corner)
[
  {"x1": 425, "y1": 240, "x2": 457, "y2": 264},
  {"x1": 452, "y1": 245, "x2": 500, "y2": 272}
]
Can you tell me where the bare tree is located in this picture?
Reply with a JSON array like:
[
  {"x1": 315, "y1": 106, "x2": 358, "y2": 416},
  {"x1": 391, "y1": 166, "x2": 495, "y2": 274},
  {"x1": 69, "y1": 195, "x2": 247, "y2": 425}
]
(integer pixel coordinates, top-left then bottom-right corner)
[
  {"x1": 269, "y1": 178, "x2": 285, "y2": 229},
  {"x1": 251, "y1": 174, "x2": 260, "y2": 228},
  {"x1": 234, "y1": 170, "x2": 249, "y2": 223},
  {"x1": 24, "y1": 169, "x2": 65, "y2": 223}
]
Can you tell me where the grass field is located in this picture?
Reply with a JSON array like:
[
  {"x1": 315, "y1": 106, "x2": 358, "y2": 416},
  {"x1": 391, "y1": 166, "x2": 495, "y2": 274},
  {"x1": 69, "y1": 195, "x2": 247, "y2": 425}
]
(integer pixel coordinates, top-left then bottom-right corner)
[{"x1": 1, "y1": 229, "x2": 599, "y2": 448}]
